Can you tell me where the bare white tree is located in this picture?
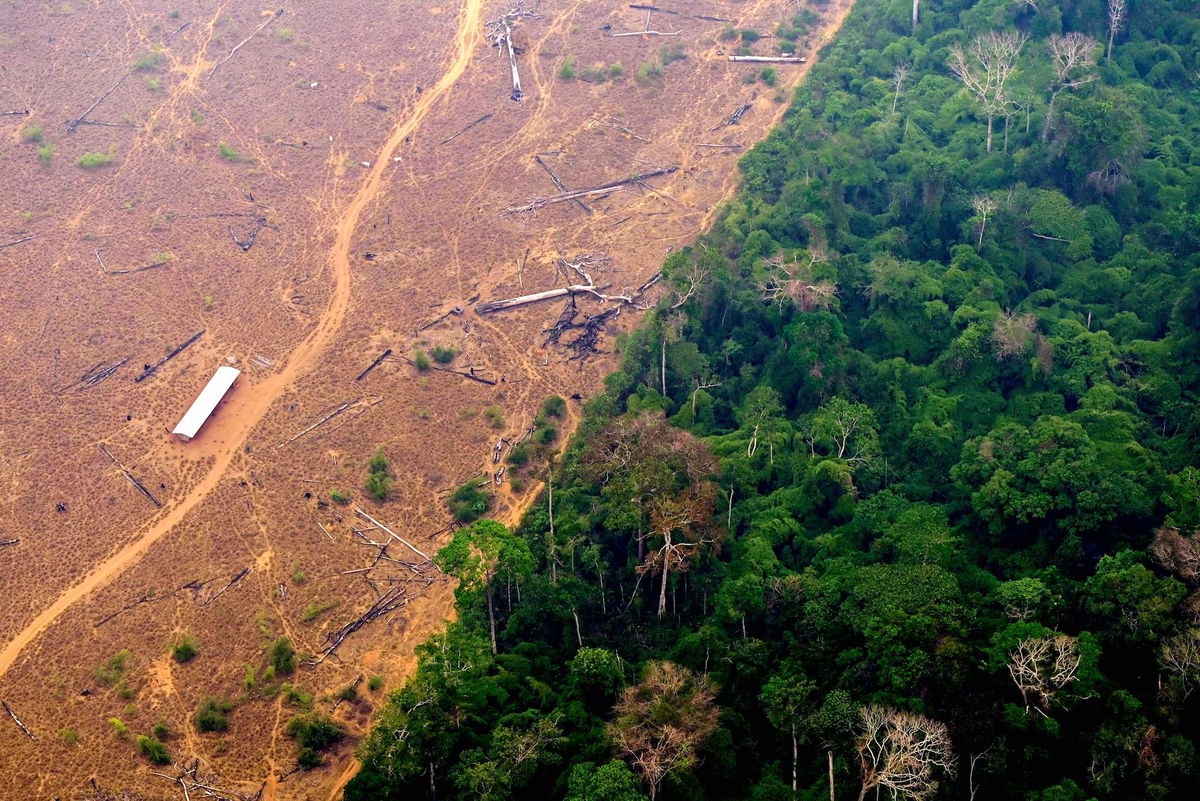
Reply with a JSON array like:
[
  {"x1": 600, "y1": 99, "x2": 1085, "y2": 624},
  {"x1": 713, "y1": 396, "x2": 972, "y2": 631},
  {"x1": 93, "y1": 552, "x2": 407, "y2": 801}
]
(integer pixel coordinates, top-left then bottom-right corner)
[
  {"x1": 1043, "y1": 33, "x2": 1098, "y2": 141},
  {"x1": 892, "y1": 62, "x2": 912, "y2": 114},
  {"x1": 758, "y1": 251, "x2": 837, "y2": 312},
  {"x1": 1160, "y1": 628, "x2": 1200, "y2": 700},
  {"x1": 948, "y1": 31, "x2": 1028, "y2": 152},
  {"x1": 912, "y1": 0, "x2": 920, "y2": 34},
  {"x1": 971, "y1": 195, "x2": 997, "y2": 248},
  {"x1": 856, "y1": 706, "x2": 957, "y2": 801},
  {"x1": 1107, "y1": 0, "x2": 1127, "y2": 63},
  {"x1": 1008, "y1": 634, "x2": 1082, "y2": 712}
]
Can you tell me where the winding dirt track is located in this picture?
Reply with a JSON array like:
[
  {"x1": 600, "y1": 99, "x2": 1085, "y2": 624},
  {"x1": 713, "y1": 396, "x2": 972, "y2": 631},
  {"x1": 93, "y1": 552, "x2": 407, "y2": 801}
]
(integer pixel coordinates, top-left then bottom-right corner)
[{"x1": 0, "y1": 0, "x2": 485, "y2": 681}]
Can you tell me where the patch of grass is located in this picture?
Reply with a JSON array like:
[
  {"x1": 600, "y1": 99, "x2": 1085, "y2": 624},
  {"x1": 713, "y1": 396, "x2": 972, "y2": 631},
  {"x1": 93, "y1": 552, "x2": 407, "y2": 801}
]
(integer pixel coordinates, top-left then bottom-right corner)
[
  {"x1": 541, "y1": 395, "x2": 566, "y2": 419},
  {"x1": 608, "y1": 62, "x2": 626, "y2": 79},
  {"x1": 367, "y1": 675, "x2": 384, "y2": 692},
  {"x1": 282, "y1": 683, "x2": 313, "y2": 709},
  {"x1": 270, "y1": 637, "x2": 296, "y2": 675},
  {"x1": 37, "y1": 144, "x2": 55, "y2": 167},
  {"x1": 217, "y1": 142, "x2": 242, "y2": 162},
  {"x1": 337, "y1": 683, "x2": 358, "y2": 702},
  {"x1": 276, "y1": 27, "x2": 295, "y2": 42},
  {"x1": 301, "y1": 599, "x2": 339, "y2": 623},
  {"x1": 365, "y1": 448, "x2": 393, "y2": 502},
  {"x1": 132, "y1": 50, "x2": 164, "y2": 72},
  {"x1": 195, "y1": 697, "x2": 232, "y2": 732},
  {"x1": 96, "y1": 649, "x2": 132, "y2": 685},
  {"x1": 739, "y1": 28, "x2": 762, "y2": 42},
  {"x1": 718, "y1": 25, "x2": 738, "y2": 42},
  {"x1": 505, "y1": 442, "x2": 530, "y2": 467},
  {"x1": 557, "y1": 55, "x2": 576, "y2": 80},
  {"x1": 660, "y1": 45, "x2": 686, "y2": 65},
  {"x1": 20, "y1": 124, "x2": 43, "y2": 143},
  {"x1": 143, "y1": 76, "x2": 162, "y2": 92},
  {"x1": 57, "y1": 727, "x2": 81, "y2": 744},
  {"x1": 636, "y1": 60, "x2": 664, "y2": 83},
  {"x1": 109, "y1": 717, "x2": 128, "y2": 738},
  {"x1": 292, "y1": 566, "x2": 307, "y2": 584},
  {"x1": 413, "y1": 350, "x2": 431, "y2": 371},
  {"x1": 170, "y1": 635, "x2": 198, "y2": 663},
  {"x1": 484, "y1": 405, "x2": 505, "y2": 429},
  {"x1": 190, "y1": 107, "x2": 204, "y2": 124},
  {"x1": 759, "y1": 67, "x2": 778, "y2": 87},
  {"x1": 286, "y1": 713, "x2": 343, "y2": 751},
  {"x1": 152, "y1": 721, "x2": 170, "y2": 740},
  {"x1": 330, "y1": 490, "x2": 351, "y2": 505},
  {"x1": 138, "y1": 734, "x2": 171, "y2": 764},
  {"x1": 77, "y1": 149, "x2": 117, "y2": 169},
  {"x1": 449, "y1": 478, "x2": 491, "y2": 523},
  {"x1": 430, "y1": 346, "x2": 457, "y2": 364}
]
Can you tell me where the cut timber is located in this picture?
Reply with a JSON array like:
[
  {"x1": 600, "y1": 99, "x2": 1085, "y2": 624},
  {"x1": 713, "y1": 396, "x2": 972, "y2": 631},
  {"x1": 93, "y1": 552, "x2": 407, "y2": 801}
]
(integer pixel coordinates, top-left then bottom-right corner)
[
  {"x1": 135, "y1": 329, "x2": 204, "y2": 382},
  {"x1": 98, "y1": 444, "x2": 163, "y2": 508},
  {"x1": 505, "y1": 166, "x2": 677, "y2": 213},
  {"x1": 628, "y1": 3, "x2": 730, "y2": 22},
  {"x1": 280, "y1": 395, "x2": 383, "y2": 445},
  {"x1": 172, "y1": 366, "x2": 241, "y2": 441},
  {"x1": 0, "y1": 234, "x2": 39, "y2": 249},
  {"x1": 477, "y1": 284, "x2": 603, "y2": 313},
  {"x1": 728, "y1": 55, "x2": 807, "y2": 62},
  {"x1": 1, "y1": 700, "x2": 35, "y2": 741},
  {"x1": 0, "y1": 540, "x2": 18, "y2": 548},
  {"x1": 305, "y1": 586, "x2": 410, "y2": 665},
  {"x1": 200, "y1": 567, "x2": 250, "y2": 607},
  {"x1": 206, "y1": 9, "x2": 284, "y2": 79},
  {"x1": 354, "y1": 507, "x2": 431, "y2": 561},
  {"x1": 355, "y1": 348, "x2": 393, "y2": 381},
  {"x1": 66, "y1": 73, "x2": 127, "y2": 133},
  {"x1": 440, "y1": 113, "x2": 493, "y2": 145},
  {"x1": 535, "y1": 155, "x2": 591, "y2": 213}
]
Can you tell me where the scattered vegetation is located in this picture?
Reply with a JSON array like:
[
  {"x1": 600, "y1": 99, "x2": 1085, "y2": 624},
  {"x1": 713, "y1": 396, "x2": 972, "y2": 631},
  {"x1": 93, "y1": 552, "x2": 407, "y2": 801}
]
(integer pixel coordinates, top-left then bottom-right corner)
[
  {"x1": 364, "y1": 448, "x2": 394, "y2": 502},
  {"x1": 169, "y1": 635, "x2": 198, "y2": 663},
  {"x1": 413, "y1": 350, "x2": 431, "y2": 371},
  {"x1": 108, "y1": 718, "x2": 128, "y2": 738},
  {"x1": 137, "y1": 734, "x2": 171, "y2": 764},
  {"x1": 286, "y1": 713, "x2": 343, "y2": 769},
  {"x1": 301, "y1": 599, "x2": 339, "y2": 623},
  {"x1": 448, "y1": 478, "x2": 490, "y2": 523},
  {"x1": 57, "y1": 727, "x2": 80, "y2": 744},
  {"x1": 269, "y1": 637, "x2": 296, "y2": 675},
  {"x1": 20, "y1": 124, "x2": 42, "y2": 143},
  {"x1": 194, "y1": 697, "x2": 232, "y2": 733},
  {"x1": 282, "y1": 683, "x2": 313, "y2": 709},
  {"x1": 131, "y1": 49, "x2": 164, "y2": 72},
  {"x1": 557, "y1": 56, "x2": 576, "y2": 80},
  {"x1": 330, "y1": 490, "x2": 351, "y2": 505},
  {"x1": 77, "y1": 149, "x2": 117, "y2": 169},
  {"x1": 217, "y1": 142, "x2": 243, "y2": 162},
  {"x1": 758, "y1": 66, "x2": 778, "y2": 87},
  {"x1": 367, "y1": 675, "x2": 383, "y2": 692},
  {"x1": 36, "y1": 144, "x2": 53, "y2": 167},
  {"x1": 636, "y1": 59, "x2": 664, "y2": 83},
  {"x1": 484, "y1": 405, "x2": 505, "y2": 429},
  {"x1": 430, "y1": 345, "x2": 457, "y2": 364}
]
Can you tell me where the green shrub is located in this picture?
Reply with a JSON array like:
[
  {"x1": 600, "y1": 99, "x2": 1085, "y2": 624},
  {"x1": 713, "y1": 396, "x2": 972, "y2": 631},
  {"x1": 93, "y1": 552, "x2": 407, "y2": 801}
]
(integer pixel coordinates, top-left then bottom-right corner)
[
  {"x1": 506, "y1": 443, "x2": 530, "y2": 467},
  {"x1": 286, "y1": 713, "x2": 343, "y2": 751},
  {"x1": 330, "y1": 490, "x2": 351, "y2": 505},
  {"x1": 57, "y1": 727, "x2": 81, "y2": 744},
  {"x1": 608, "y1": 62, "x2": 625, "y2": 79},
  {"x1": 276, "y1": 27, "x2": 295, "y2": 42},
  {"x1": 190, "y1": 107, "x2": 203, "y2": 124},
  {"x1": 77, "y1": 150, "x2": 116, "y2": 169},
  {"x1": 540, "y1": 395, "x2": 566, "y2": 418},
  {"x1": 759, "y1": 67, "x2": 778, "y2": 86},
  {"x1": 37, "y1": 144, "x2": 54, "y2": 167},
  {"x1": 282, "y1": 683, "x2": 313, "y2": 708},
  {"x1": 430, "y1": 346, "x2": 457, "y2": 364},
  {"x1": 109, "y1": 718, "x2": 128, "y2": 738},
  {"x1": 217, "y1": 142, "x2": 242, "y2": 162},
  {"x1": 137, "y1": 735, "x2": 171, "y2": 764},
  {"x1": 292, "y1": 566, "x2": 307, "y2": 584},
  {"x1": 20, "y1": 125, "x2": 43, "y2": 143},
  {"x1": 365, "y1": 448, "x2": 394, "y2": 502},
  {"x1": 413, "y1": 350, "x2": 431, "y2": 371},
  {"x1": 194, "y1": 697, "x2": 232, "y2": 732},
  {"x1": 449, "y1": 478, "x2": 491, "y2": 523},
  {"x1": 660, "y1": 45, "x2": 686, "y2": 65},
  {"x1": 151, "y1": 721, "x2": 170, "y2": 740},
  {"x1": 740, "y1": 28, "x2": 762, "y2": 42},
  {"x1": 718, "y1": 25, "x2": 738, "y2": 41},
  {"x1": 301, "y1": 599, "x2": 339, "y2": 622},
  {"x1": 367, "y1": 675, "x2": 383, "y2": 691},
  {"x1": 270, "y1": 637, "x2": 296, "y2": 675},
  {"x1": 170, "y1": 635, "x2": 198, "y2": 663},
  {"x1": 636, "y1": 60, "x2": 664, "y2": 82},
  {"x1": 143, "y1": 76, "x2": 162, "y2": 92},
  {"x1": 558, "y1": 56, "x2": 576, "y2": 80},
  {"x1": 297, "y1": 746, "x2": 322, "y2": 769},
  {"x1": 534, "y1": 425, "x2": 558, "y2": 445},
  {"x1": 337, "y1": 683, "x2": 358, "y2": 702},
  {"x1": 484, "y1": 405, "x2": 505, "y2": 429},
  {"x1": 132, "y1": 50, "x2": 163, "y2": 71},
  {"x1": 96, "y1": 649, "x2": 132, "y2": 685}
]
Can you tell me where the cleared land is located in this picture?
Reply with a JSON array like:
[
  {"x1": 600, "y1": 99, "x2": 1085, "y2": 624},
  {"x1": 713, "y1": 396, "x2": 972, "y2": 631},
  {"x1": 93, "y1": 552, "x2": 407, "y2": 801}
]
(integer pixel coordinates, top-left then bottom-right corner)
[{"x1": 0, "y1": 1, "x2": 851, "y2": 798}]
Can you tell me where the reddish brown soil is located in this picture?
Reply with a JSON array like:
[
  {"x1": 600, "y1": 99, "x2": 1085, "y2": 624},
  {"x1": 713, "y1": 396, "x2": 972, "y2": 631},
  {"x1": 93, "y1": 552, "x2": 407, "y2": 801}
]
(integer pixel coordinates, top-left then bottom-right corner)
[{"x1": 0, "y1": 1, "x2": 852, "y2": 798}]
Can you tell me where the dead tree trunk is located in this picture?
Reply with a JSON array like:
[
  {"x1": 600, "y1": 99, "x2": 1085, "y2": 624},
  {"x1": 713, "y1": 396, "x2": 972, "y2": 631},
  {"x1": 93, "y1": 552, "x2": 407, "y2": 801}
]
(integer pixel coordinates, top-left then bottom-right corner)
[{"x1": 505, "y1": 166, "x2": 678, "y2": 213}]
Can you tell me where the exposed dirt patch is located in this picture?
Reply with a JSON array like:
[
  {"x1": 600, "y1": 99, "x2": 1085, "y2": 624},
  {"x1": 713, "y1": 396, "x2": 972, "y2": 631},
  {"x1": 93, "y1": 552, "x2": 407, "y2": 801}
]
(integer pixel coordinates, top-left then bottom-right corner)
[{"x1": 0, "y1": 0, "x2": 852, "y2": 797}]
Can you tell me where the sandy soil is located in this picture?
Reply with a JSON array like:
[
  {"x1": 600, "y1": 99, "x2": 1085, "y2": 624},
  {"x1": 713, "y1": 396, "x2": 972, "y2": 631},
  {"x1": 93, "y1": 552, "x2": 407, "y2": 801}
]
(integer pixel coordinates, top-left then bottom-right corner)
[{"x1": 0, "y1": 0, "x2": 852, "y2": 798}]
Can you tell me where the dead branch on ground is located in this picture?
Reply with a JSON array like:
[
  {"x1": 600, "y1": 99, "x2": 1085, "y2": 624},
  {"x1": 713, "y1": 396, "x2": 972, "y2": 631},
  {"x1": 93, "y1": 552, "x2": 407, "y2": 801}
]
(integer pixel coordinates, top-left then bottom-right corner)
[
  {"x1": 486, "y1": 3, "x2": 542, "y2": 101},
  {"x1": 629, "y1": 3, "x2": 730, "y2": 22},
  {"x1": 355, "y1": 348, "x2": 393, "y2": 381},
  {"x1": 96, "y1": 248, "x2": 170, "y2": 275},
  {"x1": 279, "y1": 396, "x2": 383, "y2": 445},
  {"x1": 229, "y1": 217, "x2": 277, "y2": 251},
  {"x1": 55, "y1": 355, "x2": 130, "y2": 394},
  {"x1": 0, "y1": 539, "x2": 18, "y2": 548},
  {"x1": 206, "y1": 9, "x2": 285, "y2": 80},
  {"x1": 1, "y1": 109, "x2": 30, "y2": 116},
  {"x1": 151, "y1": 759, "x2": 254, "y2": 801},
  {"x1": 98, "y1": 444, "x2": 163, "y2": 507},
  {"x1": 200, "y1": 567, "x2": 250, "y2": 607},
  {"x1": 711, "y1": 104, "x2": 750, "y2": 130},
  {"x1": 354, "y1": 507, "x2": 432, "y2": 561},
  {"x1": 304, "y1": 586, "x2": 412, "y2": 666},
  {"x1": 587, "y1": 114, "x2": 649, "y2": 142},
  {"x1": 418, "y1": 305, "x2": 465, "y2": 331},
  {"x1": 505, "y1": 166, "x2": 678, "y2": 213},
  {"x1": 2, "y1": 700, "x2": 35, "y2": 740},
  {"x1": 135, "y1": 329, "x2": 204, "y2": 382},
  {"x1": 609, "y1": 8, "x2": 681, "y2": 36},
  {"x1": 535, "y1": 155, "x2": 591, "y2": 213},
  {"x1": 331, "y1": 675, "x2": 363, "y2": 712},
  {"x1": 441, "y1": 113, "x2": 493, "y2": 145},
  {"x1": 728, "y1": 55, "x2": 806, "y2": 62},
  {"x1": 164, "y1": 21, "x2": 191, "y2": 44},
  {"x1": 0, "y1": 234, "x2": 39, "y2": 249},
  {"x1": 66, "y1": 73, "x2": 127, "y2": 133}
]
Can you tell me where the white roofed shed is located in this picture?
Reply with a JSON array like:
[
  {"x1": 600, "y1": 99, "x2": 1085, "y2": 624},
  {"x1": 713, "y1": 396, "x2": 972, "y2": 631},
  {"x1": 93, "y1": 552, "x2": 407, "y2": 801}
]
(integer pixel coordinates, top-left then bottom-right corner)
[{"x1": 172, "y1": 366, "x2": 241, "y2": 441}]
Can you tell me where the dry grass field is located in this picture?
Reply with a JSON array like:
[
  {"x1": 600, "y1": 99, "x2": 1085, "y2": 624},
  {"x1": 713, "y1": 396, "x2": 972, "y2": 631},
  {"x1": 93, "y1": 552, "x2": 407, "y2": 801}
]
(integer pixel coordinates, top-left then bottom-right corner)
[{"x1": 0, "y1": 1, "x2": 851, "y2": 798}]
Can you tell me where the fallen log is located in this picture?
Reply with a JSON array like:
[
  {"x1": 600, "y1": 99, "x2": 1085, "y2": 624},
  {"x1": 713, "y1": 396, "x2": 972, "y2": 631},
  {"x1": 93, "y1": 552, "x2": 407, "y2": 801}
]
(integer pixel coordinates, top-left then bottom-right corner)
[
  {"x1": 0, "y1": 234, "x2": 39, "y2": 249},
  {"x1": 354, "y1": 507, "x2": 431, "y2": 561},
  {"x1": 534, "y1": 155, "x2": 590, "y2": 213},
  {"x1": 134, "y1": 329, "x2": 204, "y2": 382},
  {"x1": 355, "y1": 348, "x2": 393, "y2": 381},
  {"x1": 628, "y1": 3, "x2": 730, "y2": 22},
  {"x1": 728, "y1": 55, "x2": 806, "y2": 63},
  {"x1": 506, "y1": 166, "x2": 678, "y2": 213},
  {"x1": 207, "y1": 9, "x2": 284, "y2": 79},
  {"x1": 280, "y1": 395, "x2": 383, "y2": 445},
  {"x1": 440, "y1": 113, "x2": 493, "y2": 146},
  {"x1": 66, "y1": 73, "x2": 127, "y2": 133},
  {"x1": 98, "y1": 444, "x2": 163, "y2": 507},
  {"x1": 1, "y1": 109, "x2": 30, "y2": 116},
  {"x1": 712, "y1": 104, "x2": 750, "y2": 130},
  {"x1": 418, "y1": 306, "x2": 465, "y2": 331},
  {"x1": 164, "y1": 20, "x2": 191, "y2": 44},
  {"x1": 1, "y1": 700, "x2": 35, "y2": 741},
  {"x1": 304, "y1": 586, "x2": 410, "y2": 665},
  {"x1": 201, "y1": 567, "x2": 250, "y2": 607},
  {"x1": 56, "y1": 355, "x2": 130, "y2": 393},
  {"x1": 477, "y1": 284, "x2": 600, "y2": 313},
  {"x1": 96, "y1": 249, "x2": 170, "y2": 275},
  {"x1": 0, "y1": 539, "x2": 18, "y2": 548}
]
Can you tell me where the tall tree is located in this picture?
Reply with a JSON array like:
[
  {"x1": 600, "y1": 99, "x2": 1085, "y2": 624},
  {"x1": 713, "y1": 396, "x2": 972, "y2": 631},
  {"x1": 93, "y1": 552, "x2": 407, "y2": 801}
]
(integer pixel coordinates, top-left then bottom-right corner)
[
  {"x1": 855, "y1": 706, "x2": 956, "y2": 801},
  {"x1": 609, "y1": 662, "x2": 720, "y2": 800},
  {"x1": 1106, "y1": 0, "x2": 1126, "y2": 63},
  {"x1": 1043, "y1": 33, "x2": 1098, "y2": 142},
  {"x1": 948, "y1": 31, "x2": 1028, "y2": 152},
  {"x1": 760, "y1": 665, "x2": 815, "y2": 796},
  {"x1": 435, "y1": 519, "x2": 533, "y2": 654}
]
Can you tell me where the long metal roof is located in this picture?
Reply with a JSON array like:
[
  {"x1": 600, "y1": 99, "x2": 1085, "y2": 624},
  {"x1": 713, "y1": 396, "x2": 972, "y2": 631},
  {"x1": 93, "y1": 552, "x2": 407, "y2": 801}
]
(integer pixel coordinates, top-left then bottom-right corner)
[{"x1": 172, "y1": 366, "x2": 241, "y2": 440}]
